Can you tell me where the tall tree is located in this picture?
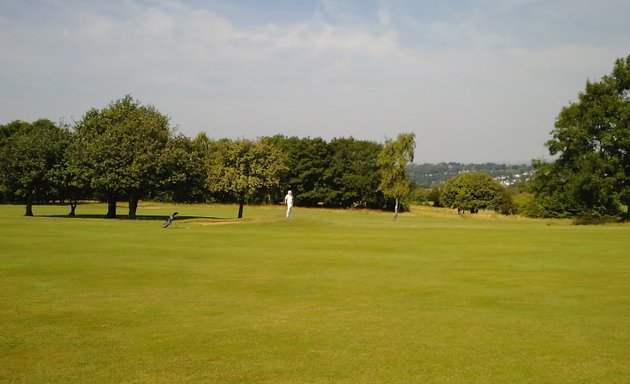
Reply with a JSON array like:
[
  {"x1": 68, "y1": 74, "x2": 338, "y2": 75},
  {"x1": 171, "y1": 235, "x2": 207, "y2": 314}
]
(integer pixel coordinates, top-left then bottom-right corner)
[
  {"x1": 69, "y1": 96, "x2": 173, "y2": 218},
  {"x1": 155, "y1": 134, "x2": 208, "y2": 203},
  {"x1": 377, "y1": 133, "x2": 416, "y2": 219},
  {"x1": 206, "y1": 138, "x2": 288, "y2": 218},
  {"x1": 326, "y1": 137, "x2": 384, "y2": 208},
  {"x1": 48, "y1": 123, "x2": 90, "y2": 216},
  {"x1": 0, "y1": 120, "x2": 30, "y2": 201},
  {"x1": 267, "y1": 135, "x2": 332, "y2": 207},
  {"x1": 0, "y1": 119, "x2": 70, "y2": 216},
  {"x1": 531, "y1": 54, "x2": 630, "y2": 219}
]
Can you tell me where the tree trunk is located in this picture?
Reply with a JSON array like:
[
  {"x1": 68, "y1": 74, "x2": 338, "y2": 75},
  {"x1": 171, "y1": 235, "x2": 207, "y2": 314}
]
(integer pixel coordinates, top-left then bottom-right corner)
[
  {"x1": 394, "y1": 198, "x2": 399, "y2": 221},
  {"x1": 128, "y1": 194, "x2": 139, "y2": 219},
  {"x1": 69, "y1": 199, "x2": 77, "y2": 216},
  {"x1": 25, "y1": 198, "x2": 34, "y2": 217},
  {"x1": 238, "y1": 195, "x2": 245, "y2": 219},
  {"x1": 237, "y1": 201, "x2": 244, "y2": 219},
  {"x1": 106, "y1": 195, "x2": 117, "y2": 218}
]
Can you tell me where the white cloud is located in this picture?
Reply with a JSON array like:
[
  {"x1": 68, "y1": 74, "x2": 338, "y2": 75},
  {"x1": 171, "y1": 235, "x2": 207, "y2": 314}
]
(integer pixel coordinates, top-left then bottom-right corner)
[
  {"x1": 377, "y1": 6, "x2": 391, "y2": 26},
  {"x1": 1, "y1": 0, "x2": 628, "y2": 162},
  {"x1": 319, "y1": 0, "x2": 353, "y2": 21}
]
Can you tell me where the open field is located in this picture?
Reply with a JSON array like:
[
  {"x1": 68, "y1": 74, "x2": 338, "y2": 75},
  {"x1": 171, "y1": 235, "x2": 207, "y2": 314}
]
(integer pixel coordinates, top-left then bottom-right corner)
[{"x1": 1, "y1": 203, "x2": 629, "y2": 383}]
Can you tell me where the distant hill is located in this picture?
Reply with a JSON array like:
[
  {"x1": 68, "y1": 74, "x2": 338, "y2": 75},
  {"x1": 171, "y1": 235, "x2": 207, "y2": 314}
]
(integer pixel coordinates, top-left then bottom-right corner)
[{"x1": 407, "y1": 162, "x2": 533, "y2": 187}]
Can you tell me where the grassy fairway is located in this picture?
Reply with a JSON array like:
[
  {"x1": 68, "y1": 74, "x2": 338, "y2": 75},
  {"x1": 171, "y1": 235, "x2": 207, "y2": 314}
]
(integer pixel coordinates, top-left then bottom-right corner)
[{"x1": 1, "y1": 203, "x2": 629, "y2": 383}]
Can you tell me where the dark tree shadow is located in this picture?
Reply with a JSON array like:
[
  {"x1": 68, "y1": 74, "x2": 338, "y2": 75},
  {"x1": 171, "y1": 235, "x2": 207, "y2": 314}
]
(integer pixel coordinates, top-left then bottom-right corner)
[{"x1": 41, "y1": 214, "x2": 230, "y2": 221}]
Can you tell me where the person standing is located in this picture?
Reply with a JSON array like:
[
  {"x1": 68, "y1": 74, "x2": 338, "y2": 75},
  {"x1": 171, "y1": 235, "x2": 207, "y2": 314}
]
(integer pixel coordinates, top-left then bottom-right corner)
[{"x1": 284, "y1": 190, "x2": 294, "y2": 218}]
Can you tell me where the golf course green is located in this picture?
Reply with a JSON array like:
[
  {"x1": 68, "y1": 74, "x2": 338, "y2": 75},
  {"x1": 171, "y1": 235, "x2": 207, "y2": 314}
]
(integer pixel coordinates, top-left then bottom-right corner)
[{"x1": 1, "y1": 203, "x2": 628, "y2": 383}]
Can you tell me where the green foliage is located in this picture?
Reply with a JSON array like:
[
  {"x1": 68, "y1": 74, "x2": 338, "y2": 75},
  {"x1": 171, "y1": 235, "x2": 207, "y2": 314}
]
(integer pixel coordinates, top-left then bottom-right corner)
[
  {"x1": 496, "y1": 187, "x2": 519, "y2": 215},
  {"x1": 0, "y1": 113, "x2": 417, "y2": 216},
  {"x1": 267, "y1": 136, "x2": 385, "y2": 208},
  {"x1": 0, "y1": 121, "x2": 28, "y2": 201},
  {"x1": 69, "y1": 95, "x2": 175, "y2": 218},
  {"x1": 410, "y1": 185, "x2": 431, "y2": 205},
  {"x1": 427, "y1": 187, "x2": 443, "y2": 207},
  {"x1": 155, "y1": 134, "x2": 207, "y2": 203},
  {"x1": 531, "y1": 54, "x2": 630, "y2": 219},
  {"x1": 267, "y1": 135, "x2": 332, "y2": 206},
  {"x1": 324, "y1": 137, "x2": 384, "y2": 208},
  {"x1": 511, "y1": 191, "x2": 538, "y2": 216},
  {"x1": 377, "y1": 133, "x2": 416, "y2": 217},
  {"x1": 206, "y1": 137, "x2": 288, "y2": 218},
  {"x1": 0, "y1": 119, "x2": 70, "y2": 215},
  {"x1": 0, "y1": 120, "x2": 29, "y2": 149},
  {"x1": 440, "y1": 172, "x2": 506, "y2": 214}
]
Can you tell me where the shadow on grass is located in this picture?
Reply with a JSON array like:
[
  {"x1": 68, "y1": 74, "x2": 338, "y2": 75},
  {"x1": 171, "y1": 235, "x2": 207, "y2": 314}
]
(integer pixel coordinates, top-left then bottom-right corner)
[
  {"x1": 41, "y1": 214, "x2": 232, "y2": 221},
  {"x1": 573, "y1": 216, "x2": 627, "y2": 225}
]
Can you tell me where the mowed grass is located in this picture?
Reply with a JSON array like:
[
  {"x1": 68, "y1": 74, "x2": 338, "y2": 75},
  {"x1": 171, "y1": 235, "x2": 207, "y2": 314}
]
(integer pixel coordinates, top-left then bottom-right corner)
[{"x1": 0, "y1": 203, "x2": 628, "y2": 383}]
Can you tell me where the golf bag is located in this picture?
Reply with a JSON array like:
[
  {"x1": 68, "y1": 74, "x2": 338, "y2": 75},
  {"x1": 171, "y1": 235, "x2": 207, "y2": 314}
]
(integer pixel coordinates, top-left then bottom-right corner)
[{"x1": 162, "y1": 212, "x2": 179, "y2": 228}]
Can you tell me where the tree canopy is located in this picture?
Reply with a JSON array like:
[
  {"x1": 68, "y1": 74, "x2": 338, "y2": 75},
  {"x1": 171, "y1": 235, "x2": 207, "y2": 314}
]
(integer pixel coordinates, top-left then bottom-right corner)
[
  {"x1": 440, "y1": 172, "x2": 505, "y2": 214},
  {"x1": 267, "y1": 135, "x2": 331, "y2": 207},
  {"x1": 531, "y1": 54, "x2": 630, "y2": 220},
  {"x1": 325, "y1": 138, "x2": 384, "y2": 208},
  {"x1": 69, "y1": 95, "x2": 175, "y2": 218},
  {"x1": 0, "y1": 119, "x2": 70, "y2": 216},
  {"x1": 206, "y1": 138, "x2": 288, "y2": 218},
  {"x1": 1, "y1": 109, "x2": 419, "y2": 218},
  {"x1": 377, "y1": 133, "x2": 416, "y2": 219},
  {"x1": 266, "y1": 135, "x2": 387, "y2": 209},
  {"x1": 1, "y1": 94, "x2": 539, "y2": 220}
]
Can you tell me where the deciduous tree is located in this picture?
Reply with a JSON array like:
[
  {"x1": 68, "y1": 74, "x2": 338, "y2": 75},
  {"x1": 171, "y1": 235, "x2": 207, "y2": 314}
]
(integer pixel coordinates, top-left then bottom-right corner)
[
  {"x1": 70, "y1": 96, "x2": 173, "y2": 218},
  {"x1": 326, "y1": 137, "x2": 384, "y2": 208},
  {"x1": 206, "y1": 138, "x2": 288, "y2": 218},
  {"x1": 377, "y1": 133, "x2": 416, "y2": 219},
  {"x1": 267, "y1": 135, "x2": 332, "y2": 206},
  {"x1": 440, "y1": 172, "x2": 505, "y2": 214},
  {"x1": 156, "y1": 134, "x2": 208, "y2": 203},
  {"x1": 0, "y1": 119, "x2": 70, "y2": 216},
  {"x1": 531, "y1": 54, "x2": 630, "y2": 219}
]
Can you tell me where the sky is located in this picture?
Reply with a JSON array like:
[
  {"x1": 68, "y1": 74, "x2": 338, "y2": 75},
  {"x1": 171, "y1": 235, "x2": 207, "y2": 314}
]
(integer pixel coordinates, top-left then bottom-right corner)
[{"x1": 1, "y1": 0, "x2": 629, "y2": 163}]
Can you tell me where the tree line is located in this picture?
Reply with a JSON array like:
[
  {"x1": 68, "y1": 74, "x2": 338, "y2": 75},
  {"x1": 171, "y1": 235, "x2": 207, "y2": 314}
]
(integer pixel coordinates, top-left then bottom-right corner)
[
  {"x1": 2, "y1": 55, "x2": 628, "y2": 221},
  {"x1": 0, "y1": 96, "x2": 416, "y2": 218}
]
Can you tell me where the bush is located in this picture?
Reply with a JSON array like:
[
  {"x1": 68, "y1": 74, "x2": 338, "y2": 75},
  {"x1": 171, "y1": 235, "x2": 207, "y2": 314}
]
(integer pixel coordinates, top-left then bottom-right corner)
[{"x1": 440, "y1": 172, "x2": 505, "y2": 214}]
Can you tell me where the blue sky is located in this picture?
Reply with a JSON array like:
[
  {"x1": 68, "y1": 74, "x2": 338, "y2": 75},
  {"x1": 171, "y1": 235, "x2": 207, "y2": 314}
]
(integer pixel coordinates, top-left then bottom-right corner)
[{"x1": 1, "y1": 0, "x2": 629, "y2": 162}]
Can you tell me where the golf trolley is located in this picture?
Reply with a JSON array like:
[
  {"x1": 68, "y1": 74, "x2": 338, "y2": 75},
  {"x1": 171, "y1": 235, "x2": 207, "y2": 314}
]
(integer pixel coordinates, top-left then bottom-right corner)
[{"x1": 162, "y1": 212, "x2": 179, "y2": 228}]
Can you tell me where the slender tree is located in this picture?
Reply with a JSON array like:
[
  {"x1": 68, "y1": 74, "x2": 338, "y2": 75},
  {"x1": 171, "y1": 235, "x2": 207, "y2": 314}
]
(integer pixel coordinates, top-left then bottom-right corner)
[{"x1": 377, "y1": 133, "x2": 416, "y2": 219}]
